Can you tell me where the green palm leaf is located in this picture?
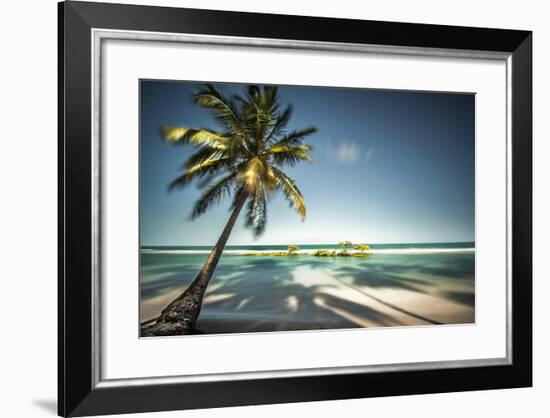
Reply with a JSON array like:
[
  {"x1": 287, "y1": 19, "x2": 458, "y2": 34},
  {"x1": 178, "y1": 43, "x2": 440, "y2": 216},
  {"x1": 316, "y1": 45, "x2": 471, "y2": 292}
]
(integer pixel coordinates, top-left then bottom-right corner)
[
  {"x1": 182, "y1": 145, "x2": 225, "y2": 170},
  {"x1": 169, "y1": 157, "x2": 231, "y2": 190},
  {"x1": 271, "y1": 166, "x2": 306, "y2": 220},
  {"x1": 239, "y1": 157, "x2": 276, "y2": 193},
  {"x1": 190, "y1": 172, "x2": 238, "y2": 219},
  {"x1": 160, "y1": 126, "x2": 227, "y2": 146},
  {"x1": 265, "y1": 105, "x2": 292, "y2": 145},
  {"x1": 245, "y1": 184, "x2": 267, "y2": 236},
  {"x1": 268, "y1": 126, "x2": 317, "y2": 150},
  {"x1": 193, "y1": 84, "x2": 245, "y2": 135},
  {"x1": 269, "y1": 144, "x2": 313, "y2": 167},
  {"x1": 163, "y1": 83, "x2": 316, "y2": 231}
]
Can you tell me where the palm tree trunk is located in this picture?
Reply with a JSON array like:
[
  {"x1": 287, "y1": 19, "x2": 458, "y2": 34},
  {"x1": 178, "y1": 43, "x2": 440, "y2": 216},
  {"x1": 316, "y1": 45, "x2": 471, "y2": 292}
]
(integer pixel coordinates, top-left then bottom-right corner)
[{"x1": 141, "y1": 191, "x2": 249, "y2": 336}]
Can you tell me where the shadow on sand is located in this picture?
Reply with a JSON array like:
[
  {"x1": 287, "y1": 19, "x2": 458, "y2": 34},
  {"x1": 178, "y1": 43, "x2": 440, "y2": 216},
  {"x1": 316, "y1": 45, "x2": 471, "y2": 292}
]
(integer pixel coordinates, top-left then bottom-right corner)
[{"x1": 140, "y1": 252, "x2": 475, "y2": 334}]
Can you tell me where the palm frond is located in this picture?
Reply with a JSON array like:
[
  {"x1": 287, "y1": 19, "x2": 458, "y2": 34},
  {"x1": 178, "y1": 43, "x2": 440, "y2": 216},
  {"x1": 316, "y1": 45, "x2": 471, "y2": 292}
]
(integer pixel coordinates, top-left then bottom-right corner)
[
  {"x1": 271, "y1": 167, "x2": 306, "y2": 220},
  {"x1": 265, "y1": 105, "x2": 292, "y2": 145},
  {"x1": 190, "y1": 172, "x2": 238, "y2": 219},
  {"x1": 193, "y1": 84, "x2": 245, "y2": 136},
  {"x1": 238, "y1": 157, "x2": 277, "y2": 193},
  {"x1": 240, "y1": 85, "x2": 280, "y2": 150},
  {"x1": 247, "y1": 85, "x2": 261, "y2": 100},
  {"x1": 268, "y1": 144, "x2": 313, "y2": 167},
  {"x1": 268, "y1": 126, "x2": 317, "y2": 150},
  {"x1": 169, "y1": 157, "x2": 231, "y2": 190},
  {"x1": 160, "y1": 126, "x2": 227, "y2": 146},
  {"x1": 182, "y1": 145, "x2": 224, "y2": 170},
  {"x1": 262, "y1": 85, "x2": 279, "y2": 110},
  {"x1": 162, "y1": 83, "x2": 316, "y2": 228},
  {"x1": 245, "y1": 184, "x2": 267, "y2": 236}
]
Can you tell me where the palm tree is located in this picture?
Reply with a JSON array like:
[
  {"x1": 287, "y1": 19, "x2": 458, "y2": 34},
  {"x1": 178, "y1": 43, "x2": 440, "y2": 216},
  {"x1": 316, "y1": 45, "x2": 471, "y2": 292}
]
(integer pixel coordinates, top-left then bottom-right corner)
[
  {"x1": 353, "y1": 243, "x2": 371, "y2": 255},
  {"x1": 287, "y1": 244, "x2": 300, "y2": 255},
  {"x1": 337, "y1": 241, "x2": 353, "y2": 256},
  {"x1": 141, "y1": 84, "x2": 317, "y2": 336}
]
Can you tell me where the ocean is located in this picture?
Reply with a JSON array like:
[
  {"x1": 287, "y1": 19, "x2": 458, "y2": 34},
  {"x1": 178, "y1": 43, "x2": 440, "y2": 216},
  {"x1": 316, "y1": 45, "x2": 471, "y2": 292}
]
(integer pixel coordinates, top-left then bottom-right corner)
[{"x1": 140, "y1": 242, "x2": 475, "y2": 334}]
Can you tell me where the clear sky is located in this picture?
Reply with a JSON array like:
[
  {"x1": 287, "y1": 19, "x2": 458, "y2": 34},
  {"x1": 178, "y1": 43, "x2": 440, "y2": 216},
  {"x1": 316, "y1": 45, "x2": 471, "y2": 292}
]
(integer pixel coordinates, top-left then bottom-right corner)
[{"x1": 140, "y1": 80, "x2": 474, "y2": 246}]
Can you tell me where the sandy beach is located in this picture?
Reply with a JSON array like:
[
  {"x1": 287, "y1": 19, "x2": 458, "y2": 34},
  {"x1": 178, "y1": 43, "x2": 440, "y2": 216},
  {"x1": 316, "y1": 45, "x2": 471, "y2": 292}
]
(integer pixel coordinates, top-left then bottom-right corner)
[{"x1": 140, "y1": 249, "x2": 475, "y2": 334}]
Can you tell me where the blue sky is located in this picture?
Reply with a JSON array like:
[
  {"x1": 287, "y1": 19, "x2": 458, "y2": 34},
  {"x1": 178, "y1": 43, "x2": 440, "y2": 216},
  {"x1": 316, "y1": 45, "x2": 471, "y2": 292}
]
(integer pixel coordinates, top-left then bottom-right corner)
[{"x1": 140, "y1": 80, "x2": 474, "y2": 246}]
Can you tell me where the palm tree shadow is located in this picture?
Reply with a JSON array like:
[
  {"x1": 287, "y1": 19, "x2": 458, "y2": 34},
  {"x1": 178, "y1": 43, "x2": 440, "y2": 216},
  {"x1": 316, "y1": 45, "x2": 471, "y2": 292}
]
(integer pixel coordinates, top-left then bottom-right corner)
[
  {"x1": 439, "y1": 290, "x2": 475, "y2": 307},
  {"x1": 140, "y1": 264, "x2": 200, "y2": 299},
  {"x1": 140, "y1": 253, "x2": 475, "y2": 334},
  {"x1": 334, "y1": 264, "x2": 430, "y2": 293},
  {"x1": 195, "y1": 257, "x2": 407, "y2": 333},
  {"x1": 330, "y1": 254, "x2": 475, "y2": 325}
]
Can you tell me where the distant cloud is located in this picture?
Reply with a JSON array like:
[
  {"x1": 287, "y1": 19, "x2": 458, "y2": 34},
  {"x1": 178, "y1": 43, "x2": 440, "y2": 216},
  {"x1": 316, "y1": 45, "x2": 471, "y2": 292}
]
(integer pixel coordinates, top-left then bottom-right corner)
[
  {"x1": 326, "y1": 138, "x2": 374, "y2": 165},
  {"x1": 335, "y1": 142, "x2": 361, "y2": 163}
]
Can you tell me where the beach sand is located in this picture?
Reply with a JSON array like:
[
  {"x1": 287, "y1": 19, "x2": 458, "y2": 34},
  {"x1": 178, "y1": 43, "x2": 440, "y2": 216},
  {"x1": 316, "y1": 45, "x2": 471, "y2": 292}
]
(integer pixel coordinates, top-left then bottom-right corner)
[{"x1": 140, "y1": 253, "x2": 475, "y2": 334}]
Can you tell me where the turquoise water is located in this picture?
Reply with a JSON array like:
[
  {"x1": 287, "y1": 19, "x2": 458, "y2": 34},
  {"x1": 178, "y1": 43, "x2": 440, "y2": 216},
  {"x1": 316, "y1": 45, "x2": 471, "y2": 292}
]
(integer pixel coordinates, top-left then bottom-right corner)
[
  {"x1": 142, "y1": 242, "x2": 474, "y2": 252},
  {"x1": 140, "y1": 243, "x2": 475, "y2": 334}
]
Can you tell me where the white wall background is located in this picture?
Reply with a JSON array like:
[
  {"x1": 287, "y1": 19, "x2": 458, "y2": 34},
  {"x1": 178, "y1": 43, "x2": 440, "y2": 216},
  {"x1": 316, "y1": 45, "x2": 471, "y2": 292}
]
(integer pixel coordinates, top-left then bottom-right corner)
[{"x1": 0, "y1": 0, "x2": 547, "y2": 417}]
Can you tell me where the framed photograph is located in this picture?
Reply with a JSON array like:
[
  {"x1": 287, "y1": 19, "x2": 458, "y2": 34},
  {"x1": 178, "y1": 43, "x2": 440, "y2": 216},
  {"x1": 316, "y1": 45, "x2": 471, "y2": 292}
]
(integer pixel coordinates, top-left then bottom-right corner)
[{"x1": 58, "y1": 1, "x2": 532, "y2": 416}]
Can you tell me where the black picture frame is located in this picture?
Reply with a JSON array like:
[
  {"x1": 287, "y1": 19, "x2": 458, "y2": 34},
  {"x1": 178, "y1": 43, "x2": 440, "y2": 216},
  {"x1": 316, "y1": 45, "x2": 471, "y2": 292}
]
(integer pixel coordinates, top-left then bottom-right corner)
[{"x1": 58, "y1": 1, "x2": 532, "y2": 416}]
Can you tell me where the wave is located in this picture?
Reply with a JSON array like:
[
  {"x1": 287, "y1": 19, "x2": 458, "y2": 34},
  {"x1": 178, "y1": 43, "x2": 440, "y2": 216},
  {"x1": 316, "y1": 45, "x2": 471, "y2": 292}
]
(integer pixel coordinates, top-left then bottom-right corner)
[{"x1": 141, "y1": 248, "x2": 475, "y2": 255}]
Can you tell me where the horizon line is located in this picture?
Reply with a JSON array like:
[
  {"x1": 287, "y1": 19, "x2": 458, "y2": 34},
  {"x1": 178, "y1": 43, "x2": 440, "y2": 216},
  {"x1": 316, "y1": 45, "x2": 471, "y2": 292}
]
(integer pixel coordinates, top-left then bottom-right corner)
[{"x1": 141, "y1": 240, "x2": 475, "y2": 247}]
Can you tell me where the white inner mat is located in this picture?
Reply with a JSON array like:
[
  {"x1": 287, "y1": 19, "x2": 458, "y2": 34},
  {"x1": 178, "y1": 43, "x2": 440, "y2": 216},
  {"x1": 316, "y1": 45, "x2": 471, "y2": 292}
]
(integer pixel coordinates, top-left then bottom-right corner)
[{"x1": 100, "y1": 37, "x2": 507, "y2": 380}]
